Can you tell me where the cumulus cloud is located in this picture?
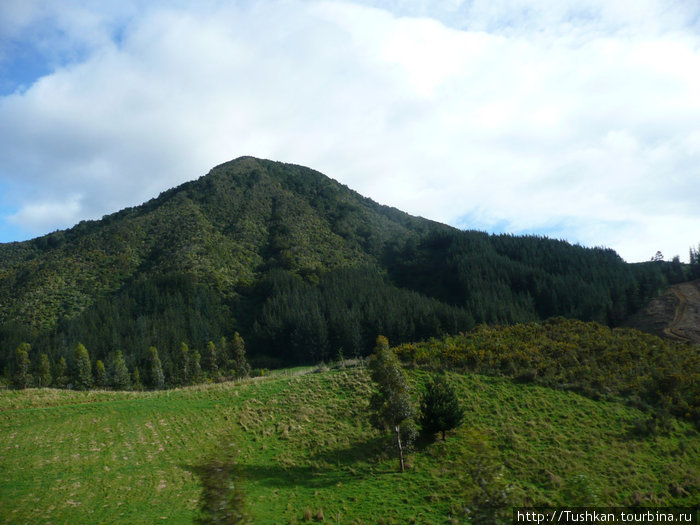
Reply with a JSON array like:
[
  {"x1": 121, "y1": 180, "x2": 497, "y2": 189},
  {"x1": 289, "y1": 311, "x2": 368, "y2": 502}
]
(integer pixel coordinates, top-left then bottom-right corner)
[{"x1": 0, "y1": 0, "x2": 698, "y2": 262}]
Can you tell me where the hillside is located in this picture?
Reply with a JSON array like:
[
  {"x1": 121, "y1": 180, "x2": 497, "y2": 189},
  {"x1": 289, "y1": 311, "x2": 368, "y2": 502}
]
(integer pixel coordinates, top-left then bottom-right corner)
[
  {"x1": 625, "y1": 279, "x2": 700, "y2": 343},
  {"x1": 0, "y1": 157, "x2": 693, "y2": 380},
  {"x1": 1, "y1": 366, "x2": 697, "y2": 523}
]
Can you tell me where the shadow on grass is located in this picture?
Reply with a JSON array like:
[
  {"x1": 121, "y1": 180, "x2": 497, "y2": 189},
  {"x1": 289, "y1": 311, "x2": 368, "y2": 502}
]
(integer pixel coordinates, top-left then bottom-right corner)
[{"x1": 184, "y1": 435, "x2": 393, "y2": 491}]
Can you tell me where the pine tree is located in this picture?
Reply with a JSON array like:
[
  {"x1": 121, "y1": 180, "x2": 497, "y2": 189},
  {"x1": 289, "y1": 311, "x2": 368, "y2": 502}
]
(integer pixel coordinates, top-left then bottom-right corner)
[
  {"x1": 202, "y1": 341, "x2": 219, "y2": 379},
  {"x1": 419, "y1": 374, "x2": 464, "y2": 441},
  {"x1": 189, "y1": 350, "x2": 203, "y2": 384},
  {"x1": 73, "y1": 343, "x2": 93, "y2": 390},
  {"x1": 13, "y1": 343, "x2": 31, "y2": 389},
  {"x1": 148, "y1": 346, "x2": 165, "y2": 389},
  {"x1": 38, "y1": 353, "x2": 52, "y2": 387},
  {"x1": 369, "y1": 335, "x2": 415, "y2": 472},
  {"x1": 55, "y1": 356, "x2": 69, "y2": 388},
  {"x1": 218, "y1": 336, "x2": 228, "y2": 371},
  {"x1": 94, "y1": 360, "x2": 107, "y2": 388},
  {"x1": 231, "y1": 332, "x2": 250, "y2": 379},
  {"x1": 180, "y1": 342, "x2": 191, "y2": 385},
  {"x1": 111, "y1": 351, "x2": 131, "y2": 390},
  {"x1": 132, "y1": 367, "x2": 142, "y2": 391}
]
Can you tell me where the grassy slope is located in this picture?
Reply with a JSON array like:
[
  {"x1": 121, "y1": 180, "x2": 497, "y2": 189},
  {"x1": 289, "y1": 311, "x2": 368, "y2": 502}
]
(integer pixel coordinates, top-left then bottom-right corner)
[{"x1": 1, "y1": 368, "x2": 698, "y2": 524}]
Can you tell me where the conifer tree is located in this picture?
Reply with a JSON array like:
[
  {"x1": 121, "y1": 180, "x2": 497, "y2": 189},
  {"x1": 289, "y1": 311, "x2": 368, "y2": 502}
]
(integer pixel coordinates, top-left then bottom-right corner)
[
  {"x1": 55, "y1": 356, "x2": 69, "y2": 388},
  {"x1": 203, "y1": 341, "x2": 219, "y2": 379},
  {"x1": 369, "y1": 335, "x2": 415, "y2": 472},
  {"x1": 189, "y1": 350, "x2": 203, "y2": 384},
  {"x1": 218, "y1": 336, "x2": 228, "y2": 371},
  {"x1": 13, "y1": 343, "x2": 31, "y2": 389},
  {"x1": 148, "y1": 346, "x2": 165, "y2": 389},
  {"x1": 180, "y1": 342, "x2": 191, "y2": 385},
  {"x1": 73, "y1": 343, "x2": 93, "y2": 390},
  {"x1": 94, "y1": 360, "x2": 106, "y2": 388},
  {"x1": 132, "y1": 367, "x2": 143, "y2": 390},
  {"x1": 111, "y1": 351, "x2": 131, "y2": 390},
  {"x1": 420, "y1": 374, "x2": 464, "y2": 441},
  {"x1": 231, "y1": 332, "x2": 250, "y2": 379},
  {"x1": 38, "y1": 353, "x2": 52, "y2": 387}
]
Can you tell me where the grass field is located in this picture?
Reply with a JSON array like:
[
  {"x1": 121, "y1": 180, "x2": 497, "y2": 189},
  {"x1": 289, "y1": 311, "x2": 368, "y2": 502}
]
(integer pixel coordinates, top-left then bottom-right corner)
[{"x1": 1, "y1": 367, "x2": 698, "y2": 524}]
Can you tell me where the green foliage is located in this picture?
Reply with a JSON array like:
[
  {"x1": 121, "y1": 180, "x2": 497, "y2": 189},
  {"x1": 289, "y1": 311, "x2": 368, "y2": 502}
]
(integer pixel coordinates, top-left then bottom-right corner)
[
  {"x1": 37, "y1": 353, "x2": 52, "y2": 387},
  {"x1": 148, "y1": 346, "x2": 165, "y2": 389},
  {"x1": 458, "y1": 431, "x2": 513, "y2": 525},
  {"x1": 94, "y1": 360, "x2": 106, "y2": 388},
  {"x1": 55, "y1": 356, "x2": 68, "y2": 388},
  {"x1": 395, "y1": 318, "x2": 700, "y2": 427},
  {"x1": 13, "y1": 343, "x2": 31, "y2": 389},
  {"x1": 419, "y1": 374, "x2": 464, "y2": 440},
  {"x1": 1, "y1": 157, "x2": 689, "y2": 379},
  {"x1": 72, "y1": 343, "x2": 93, "y2": 390},
  {"x1": 132, "y1": 367, "x2": 142, "y2": 391},
  {"x1": 690, "y1": 243, "x2": 700, "y2": 279},
  {"x1": 189, "y1": 351, "x2": 203, "y2": 385},
  {"x1": 560, "y1": 474, "x2": 599, "y2": 506},
  {"x1": 110, "y1": 351, "x2": 131, "y2": 390},
  {"x1": 230, "y1": 332, "x2": 250, "y2": 379},
  {"x1": 194, "y1": 451, "x2": 251, "y2": 524},
  {"x1": 203, "y1": 341, "x2": 218, "y2": 379},
  {"x1": 369, "y1": 336, "x2": 414, "y2": 429},
  {"x1": 369, "y1": 336, "x2": 415, "y2": 472},
  {"x1": 180, "y1": 342, "x2": 191, "y2": 385}
]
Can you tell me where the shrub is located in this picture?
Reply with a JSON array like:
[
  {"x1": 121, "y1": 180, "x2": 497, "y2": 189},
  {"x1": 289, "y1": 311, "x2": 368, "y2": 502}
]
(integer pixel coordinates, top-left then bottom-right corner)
[{"x1": 419, "y1": 374, "x2": 464, "y2": 441}]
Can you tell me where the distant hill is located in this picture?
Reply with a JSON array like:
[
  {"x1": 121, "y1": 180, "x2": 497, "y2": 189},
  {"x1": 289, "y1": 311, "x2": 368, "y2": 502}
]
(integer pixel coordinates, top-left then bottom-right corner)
[{"x1": 0, "y1": 157, "x2": 693, "y2": 379}]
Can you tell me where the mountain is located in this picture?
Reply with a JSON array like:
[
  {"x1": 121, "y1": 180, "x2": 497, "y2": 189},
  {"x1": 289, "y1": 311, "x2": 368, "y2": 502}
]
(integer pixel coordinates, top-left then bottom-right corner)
[{"x1": 0, "y1": 156, "x2": 692, "y2": 379}]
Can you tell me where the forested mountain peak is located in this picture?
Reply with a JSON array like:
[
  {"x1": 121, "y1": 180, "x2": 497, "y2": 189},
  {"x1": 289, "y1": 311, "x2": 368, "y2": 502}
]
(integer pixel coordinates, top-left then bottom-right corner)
[{"x1": 1, "y1": 157, "x2": 695, "y2": 376}]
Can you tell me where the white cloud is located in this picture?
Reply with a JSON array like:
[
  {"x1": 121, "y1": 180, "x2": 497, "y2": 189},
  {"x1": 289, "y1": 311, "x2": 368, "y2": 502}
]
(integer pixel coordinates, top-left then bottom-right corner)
[{"x1": 0, "y1": 0, "x2": 698, "y2": 262}]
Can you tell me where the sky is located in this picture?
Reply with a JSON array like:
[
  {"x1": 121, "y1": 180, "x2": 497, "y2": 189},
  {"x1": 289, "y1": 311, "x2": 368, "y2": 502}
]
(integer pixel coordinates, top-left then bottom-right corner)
[{"x1": 0, "y1": 0, "x2": 698, "y2": 263}]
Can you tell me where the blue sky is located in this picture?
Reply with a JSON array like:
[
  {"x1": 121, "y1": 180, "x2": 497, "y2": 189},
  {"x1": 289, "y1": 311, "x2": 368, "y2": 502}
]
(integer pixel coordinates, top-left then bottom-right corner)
[{"x1": 1, "y1": 0, "x2": 699, "y2": 262}]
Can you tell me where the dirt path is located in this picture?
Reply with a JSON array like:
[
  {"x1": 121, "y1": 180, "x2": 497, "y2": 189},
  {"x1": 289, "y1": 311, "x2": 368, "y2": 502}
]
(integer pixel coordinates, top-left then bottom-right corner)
[{"x1": 663, "y1": 280, "x2": 700, "y2": 343}]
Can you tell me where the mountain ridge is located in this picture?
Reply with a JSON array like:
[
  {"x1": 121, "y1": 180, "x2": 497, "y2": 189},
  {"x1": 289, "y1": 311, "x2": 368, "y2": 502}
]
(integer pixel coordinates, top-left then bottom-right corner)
[{"x1": 0, "y1": 156, "x2": 693, "y2": 375}]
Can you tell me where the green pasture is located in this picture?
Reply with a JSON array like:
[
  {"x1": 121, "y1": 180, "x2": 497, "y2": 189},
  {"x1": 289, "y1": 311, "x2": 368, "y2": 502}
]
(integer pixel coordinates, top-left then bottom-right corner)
[{"x1": 1, "y1": 368, "x2": 697, "y2": 524}]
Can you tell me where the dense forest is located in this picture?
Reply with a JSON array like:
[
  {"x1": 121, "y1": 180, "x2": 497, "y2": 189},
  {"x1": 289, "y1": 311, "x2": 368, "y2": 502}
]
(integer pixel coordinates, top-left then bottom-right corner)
[{"x1": 1, "y1": 157, "x2": 697, "y2": 385}]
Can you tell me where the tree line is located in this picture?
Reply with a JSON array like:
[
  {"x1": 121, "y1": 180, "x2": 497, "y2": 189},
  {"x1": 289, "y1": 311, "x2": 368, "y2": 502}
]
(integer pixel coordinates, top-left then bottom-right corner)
[{"x1": 8, "y1": 333, "x2": 250, "y2": 390}]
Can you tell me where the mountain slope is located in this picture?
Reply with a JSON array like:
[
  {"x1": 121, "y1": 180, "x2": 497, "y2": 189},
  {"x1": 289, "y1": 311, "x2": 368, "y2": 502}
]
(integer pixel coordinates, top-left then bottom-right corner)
[
  {"x1": 0, "y1": 156, "x2": 690, "y2": 377},
  {"x1": 0, "y1": 157, "x2": 444, "y2": 331},
  {"x1": 625, "y1": 279, "x2": 700, "y2": 343}
]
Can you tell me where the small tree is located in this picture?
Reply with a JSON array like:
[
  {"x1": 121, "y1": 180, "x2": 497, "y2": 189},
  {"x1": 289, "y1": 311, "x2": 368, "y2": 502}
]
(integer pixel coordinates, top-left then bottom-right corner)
[
  {"x1": 73, "y1": 343, "x2": 93, "y2": 390},
  {"x1": 55, "y1": 356, "x2": 69, "y2": 388},
  {"x1": 13, "y1": 343, "x2": 31, "y2": 389},
  {"x1": 111, "y1": 351, "x2": 131, "y2": 390},
  {"x1": 132, "y1": 367, "x2": 143, "y2": 391},
  {"x1": 203, "y1": 341, "x2": 219, "y2": 379},
  {"x1": 420, "y1": 374, "x2": 464, "y2": 441},
  {"x1": 231, "y1": 332, "x2": 250, "y2": 379},
  {"x1": 459, "y1": 431, "x2": 513, "y2": 524},
  {"x1": 148, "y1": 346, "x2": 165, "y2": 389},
  {"x1": 218, "y1": 336, "x2": 228, "y2": 371},
  {"x1": 189, "y1": 351, "x2": 203, "y2": 384},
  {"x1": 94, "y1": 360, "x2": 107, "y2": 388},
  {"x1": 180, "y1": 342, "x2": 191, "y2": 385},
  {"x1": 37, "y1": 353, "x2": 52, "y2": 387},
  {"x1": 369, "y1": 335, "x2": 415, "y2": 472}
]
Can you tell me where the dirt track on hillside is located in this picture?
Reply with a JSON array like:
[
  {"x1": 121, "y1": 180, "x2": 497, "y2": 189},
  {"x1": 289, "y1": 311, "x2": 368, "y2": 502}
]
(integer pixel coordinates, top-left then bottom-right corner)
[
  {"x1": 663, "y1": 280, "x2": 700, "y2": 343},
  {"x1": 625, "y1": 279, "x2": 700, "y2": 344}
]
